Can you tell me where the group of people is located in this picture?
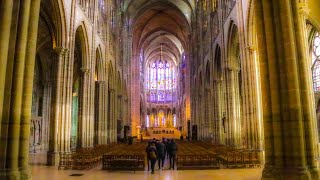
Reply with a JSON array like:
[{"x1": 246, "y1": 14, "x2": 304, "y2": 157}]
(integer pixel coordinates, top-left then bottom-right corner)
[{"x1": 145, "y1": 138, "x2": 178, "y2": 174}]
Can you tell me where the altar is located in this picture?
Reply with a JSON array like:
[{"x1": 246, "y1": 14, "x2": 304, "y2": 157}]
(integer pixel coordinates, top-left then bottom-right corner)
[{"x1": 142, "y1": 127, "x2": 181, "y2": 140}]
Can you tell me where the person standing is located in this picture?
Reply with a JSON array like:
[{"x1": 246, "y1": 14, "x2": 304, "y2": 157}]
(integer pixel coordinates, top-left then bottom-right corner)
[
  {"x1": 148, "y1": 143, "x2": 158, "y2": 174},
  {"x1": 168, "y1": 139, "x2": 178, "y2": 170},
  {"x1": 164, "y1": 139, "x2": 170, "y2": 159},
  {"x1": 156, "y1": 141, "x2": 166, "y2": 170},
  {"x1": 145, "y1": 141, "x2": 152, "y2": 171}
]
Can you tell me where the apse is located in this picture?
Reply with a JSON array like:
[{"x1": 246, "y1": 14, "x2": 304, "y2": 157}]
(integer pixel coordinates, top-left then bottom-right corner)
[{"x1": 127, "y1": 0, "x2": 191, "y2": 134}]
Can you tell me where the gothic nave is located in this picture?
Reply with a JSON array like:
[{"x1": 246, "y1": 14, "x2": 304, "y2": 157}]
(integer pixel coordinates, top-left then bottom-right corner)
[{"x1": 1, "y1": 0, "x2": 320, "y2": 179}]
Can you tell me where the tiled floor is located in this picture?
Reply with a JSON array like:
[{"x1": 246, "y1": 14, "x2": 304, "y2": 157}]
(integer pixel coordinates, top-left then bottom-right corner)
[{"x1": 29, "y1": 152, "x2": 262, "y2": 180}]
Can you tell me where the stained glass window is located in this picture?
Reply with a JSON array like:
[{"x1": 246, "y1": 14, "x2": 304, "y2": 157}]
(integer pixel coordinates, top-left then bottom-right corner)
[
  {"x1": 146, "y1": 115, "x2": 150, "y2": 128},
  {"x1": 173, "y1": 114, "x2": 177, "y2": 127},
  {"x1": 146, "y1": 60, "x2": 177, "y2": 103},
  {"x1": 313, "y1": 32, "x2": 320, "y2": 91}
]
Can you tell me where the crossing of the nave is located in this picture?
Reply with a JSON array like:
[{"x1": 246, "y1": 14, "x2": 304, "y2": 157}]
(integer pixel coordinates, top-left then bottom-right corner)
[{"x1": 1, "y1": 0, "x2": 320, "y2": 179}]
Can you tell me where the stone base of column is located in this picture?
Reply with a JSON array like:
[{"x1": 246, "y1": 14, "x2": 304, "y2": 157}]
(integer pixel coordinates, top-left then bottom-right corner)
[
  {"x1": 47, "y1": 151, "x2": 60, "y2": 166},
  {"x1": 0, "y1": 169, "x2": 21, "y2": 180},
  {"x1": 262, "y1": 166, "x2": 315, "y2": 180},
  {"x1": 19, "y1": 166, "x2": 31, "y2": 180}
]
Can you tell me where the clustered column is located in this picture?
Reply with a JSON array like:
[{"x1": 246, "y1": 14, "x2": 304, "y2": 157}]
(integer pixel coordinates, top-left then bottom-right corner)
[
  {"x1": 255, "y1": 1, "x2": 320, "y2": 179},
  {"x1": 0, "y1": 0, "x2": 41, "y2": 179},
  {"x1": 47, "y1": 47, "x2": 70, "y2": 166},
  {"x1": 95, "y1": 80, "x2": 106, "y2": 144}
]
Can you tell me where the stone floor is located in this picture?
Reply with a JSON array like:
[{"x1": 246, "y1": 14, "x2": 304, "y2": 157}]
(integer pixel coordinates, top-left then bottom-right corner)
[
  {"x1": 29, "y1": 152, "x2": 263, "y2": 180},
  {"x1": 30, "y1": 165, "x2": 262, "y2": 180}
]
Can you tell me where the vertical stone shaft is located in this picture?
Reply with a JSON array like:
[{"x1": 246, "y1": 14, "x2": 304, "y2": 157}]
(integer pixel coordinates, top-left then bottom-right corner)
[
  {"x1": 48, "y1": 48, "x2": 66, "y2": 166},
  {"x1": 255, "y1": 0, "x2": 320, "y2": 179},
  {"x1": 7, "y1": 0, "x2": 31, "y2": 176},
  {"x1": 0, "y1": 0, "x2": 13, "y2": 135},
  {"x1": 20, "y1": 0, "x2": 41, "y2": 178}
]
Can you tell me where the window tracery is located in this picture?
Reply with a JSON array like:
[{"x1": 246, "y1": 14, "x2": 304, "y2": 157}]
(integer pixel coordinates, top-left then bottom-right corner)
[
  {"x1": 146, "y1": 60, "x2": 177, "y2": 103},
  {"x1": 313, "y1": 32, "x2": 320, "y2": 91}
]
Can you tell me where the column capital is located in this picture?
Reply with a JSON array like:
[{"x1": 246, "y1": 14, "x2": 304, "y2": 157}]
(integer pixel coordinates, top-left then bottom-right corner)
[
  {"x1": 213, "y1": 79, "x2": 223, "y2": 83},
  {"x1": 54, "y1": 47, "x2": 69, "y2": 55},
  {"x1": 298, "y1": 2, "x2": 310, "y2": 16},
  {"x1": 245, "y1": 45, "x2": 257, "y2": 52},
  {"x1": 81, "y1": 67, "x2": 91, "y2": 75},
  {"x1": 225, "y1": 66, "x2": 240, "y2": 72},
  {"x1": 109, "y1": 88, "x2": 116, "y2": 93},
  {"x1": 96, "y1": 80, "x2": 105, "y2": 84}
]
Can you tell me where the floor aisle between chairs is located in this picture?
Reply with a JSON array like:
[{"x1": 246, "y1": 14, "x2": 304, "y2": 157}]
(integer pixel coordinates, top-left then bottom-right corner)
[{"x1": 31, "y1": 165, "x2": 262, "y2": 180}]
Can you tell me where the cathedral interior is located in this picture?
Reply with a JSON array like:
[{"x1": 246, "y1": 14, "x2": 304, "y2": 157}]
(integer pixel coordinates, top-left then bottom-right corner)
[{"x1": 1, "y1": 0, "x2": 320, "y2": 179}]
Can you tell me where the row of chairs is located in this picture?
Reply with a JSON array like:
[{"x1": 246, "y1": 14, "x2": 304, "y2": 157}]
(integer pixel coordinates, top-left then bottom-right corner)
[
  {"x1": 102, "y1": 143, "x2": 146, "y2": 171},
  {"x1": 192, "y1": 142, "x2": 263, "y2": 168},
  {"x1": 59, "y1": 144, "x2": 112, "y2": 170},
  {"x1": 176, "y1": 141, "x2": 219, "y2": 169}
]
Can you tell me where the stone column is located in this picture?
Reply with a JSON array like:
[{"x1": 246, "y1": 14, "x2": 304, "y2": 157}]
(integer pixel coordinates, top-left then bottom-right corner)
[
  {"x1": 102, "y1": 85, "x2": 108, "y2": 144},
  {"x1": 225, "y1": 67, "x2": 241, "y2": 147},
  {"x1": 108, "y1": 88, "x2": 115, "y2": 143},
  {"x1": 20, "y1": 0, "x2": 41, "y2": 178},
  {"x1": 41, "y1": 80, "x2": 52, "y2": 150},
  {"x1": 47, "y1": 47, "x2": 69, "y2": 166},
  {"x1": 111, "y1": 89, "x2": 116, "y2": 142},
  {"x1": 213, "y1": 80, "x2": 222, "y2": 144},
  {"x1": 255, "y1": 1, "x2": 320, "y2": 179},
  {"x1": 79, "y1": 68, "x2": 91, "y2": 147},
  {"x1": 0, "y1": 0, "x2": 41, "y2": 178},
  {"x1": 206, "y1": 89, "x2": 213, "y2": 142},
  {"x1": 118, "y1": 94, "x2": 123, "y2": 138},
  {"x1": 0, "y1": 0, "x2": 14, "y2": 133},
  {"x1": 95, "y1": 80, "x2": 105, "y2": 144},
  {"x1": 244, "y1": 45, "x2": 263, "y2": 152}
]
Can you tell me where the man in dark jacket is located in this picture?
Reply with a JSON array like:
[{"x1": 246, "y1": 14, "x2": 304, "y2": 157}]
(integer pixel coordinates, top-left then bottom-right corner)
[
  {"x1": 156, "y1": 141, "x2": 166, "y2": 170},
  {"x1": 145, "y1": 141, "x2": 152, "y2": 171},
  {"x1": 164, "y1": 139, "x2": 170, "y2": 159},
  {"x1": 148, "y1": 143, "x2": 158, "y2": 174},
  {"x1": 168, "y1": 139, "x2": 178, "y2": 170}
]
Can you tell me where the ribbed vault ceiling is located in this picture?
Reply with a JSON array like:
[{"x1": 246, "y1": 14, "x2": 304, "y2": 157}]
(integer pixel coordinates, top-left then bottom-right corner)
[{"x1": 127, "y1": 0, "x2": 191, "y2": 66}]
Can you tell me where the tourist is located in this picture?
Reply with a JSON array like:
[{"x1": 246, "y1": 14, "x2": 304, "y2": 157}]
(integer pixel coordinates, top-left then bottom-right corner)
[
  {"x1": 164, "y1": 139, "x2": 170, "y2": 159},
  {"x1": 128, "y1": 136, "x2": 133, "y2": 145},
  {"x1": 145, "y1": 141, "x2": 152, "y2": 171},
  {"x1": 168, "y1": 139, "x2": 178, "y2": 170},
  {"x1": 148, "y1": 143, "x2": 158, "y2": 174},
  {"x1": 156, "y1": 141, "x2": 166, "y2": 170}
]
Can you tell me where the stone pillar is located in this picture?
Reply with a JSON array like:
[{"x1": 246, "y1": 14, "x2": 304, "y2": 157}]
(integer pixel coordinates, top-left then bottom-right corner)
[
  {"x1": 47, "y1": 48, "x2": 69, "y2": 166},
  {"x1": 95, "y1": 80, "x2": 105, "y2": 144},
  {"x1": 118, "y1": 94, "x2": 123, "y2": 138},
  {"x1": 79, "y1": 68, "x2": 91, "y2": 148},
  {"x1": 0, "y1": 0, "x2": 14, "y2": 134},
  {"x1": 111, "y1": 89, "x2": 117, "y2": 142},
  {"x1": 214, "y1": 80, "x2": 223, "y2": 144},
  {"x1": 108, "y1": 88, "x2": 115, "y2": 143},
  {"x1": 255, "y1": 1, "x2": 320, "y2": 179},
  {"x1": 244, "y1": 45, "x2": 264, "y2": 152},
  {"x1": 225, "y1": 67, "x2": 241, "y2": 147},
  {"x1": 41, "y1": 80, "x2": 52, "y2": 150},
  {"x1": 206, "y1": 89, "x2": 213, "y2": 143},
  {"x1": 0, "y1": 0, "x2": 41, "y2": 178},
  {"x1": 103, "y1": 85, "x2": 108, "y2": 144}
]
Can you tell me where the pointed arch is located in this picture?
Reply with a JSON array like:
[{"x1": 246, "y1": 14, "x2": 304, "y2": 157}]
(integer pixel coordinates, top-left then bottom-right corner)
[
  {"x1": 74, "y1": 23, "x2": 90, "y2": 68},
  {"x1": 214, "y1": 45, "x2": 222, "y2": 80},
  {"x1": 95, "y1": 46, "x2": 103, "y2": 81}
]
